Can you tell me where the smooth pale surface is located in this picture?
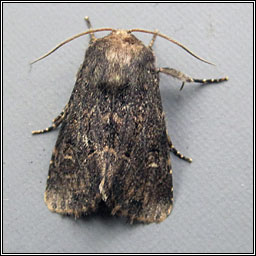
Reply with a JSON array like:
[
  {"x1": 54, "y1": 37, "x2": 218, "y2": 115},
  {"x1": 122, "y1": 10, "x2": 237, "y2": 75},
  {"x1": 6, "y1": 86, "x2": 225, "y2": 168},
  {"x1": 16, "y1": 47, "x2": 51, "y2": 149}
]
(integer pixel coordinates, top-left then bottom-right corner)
[{"x1": 3, "y1": 3, "x2": 253, "y2": 253}]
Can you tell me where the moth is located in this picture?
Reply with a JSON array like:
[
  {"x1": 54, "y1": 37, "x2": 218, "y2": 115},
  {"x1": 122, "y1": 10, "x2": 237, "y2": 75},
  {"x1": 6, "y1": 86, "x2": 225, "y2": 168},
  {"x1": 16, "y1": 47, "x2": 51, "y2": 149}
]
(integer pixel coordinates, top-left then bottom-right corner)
[{"x1": 32, "y1": 17, "x2": 228, "y2": 223}]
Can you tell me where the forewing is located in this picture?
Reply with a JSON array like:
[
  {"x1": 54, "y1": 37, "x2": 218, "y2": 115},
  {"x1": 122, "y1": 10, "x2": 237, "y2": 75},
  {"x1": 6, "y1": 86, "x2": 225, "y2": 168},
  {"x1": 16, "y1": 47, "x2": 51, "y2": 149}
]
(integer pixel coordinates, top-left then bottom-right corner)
[
  {"x1": 103, "y1": 76, "x2": 173, "y2": 223},
  {"x1": 44, "y1": 80, "x2": 103, "y2": 217}
]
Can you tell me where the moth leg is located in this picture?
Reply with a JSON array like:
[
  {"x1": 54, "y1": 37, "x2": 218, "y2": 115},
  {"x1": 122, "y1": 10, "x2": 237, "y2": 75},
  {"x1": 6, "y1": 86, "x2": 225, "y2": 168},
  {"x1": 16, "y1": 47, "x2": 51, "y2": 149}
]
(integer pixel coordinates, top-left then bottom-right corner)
[
  {"x1": 158, "y1": 67, "x2": 228, "y2": 90},
  {"x1": 84, "y1": 16, "x2": 96, "y2": 43},
  {"x1": 148, "y1": 30, "x2": 158, "y2": 49},
  {"x1": 32, "y1": 104, "x2": 68, "y2": 135},
  {"x1": 167, "y1": 134, "x2": 192, "y2": 163}
]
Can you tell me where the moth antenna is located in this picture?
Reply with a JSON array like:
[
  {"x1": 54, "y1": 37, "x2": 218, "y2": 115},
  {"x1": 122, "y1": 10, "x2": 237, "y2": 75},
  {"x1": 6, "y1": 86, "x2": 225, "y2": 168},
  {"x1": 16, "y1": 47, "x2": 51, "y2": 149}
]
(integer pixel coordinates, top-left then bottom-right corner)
[
  {"x1": 129, "y1": 29, "x2": 215, "y2": 65},
  {"x1": 30, "y1": 28, "x2": 115, "y2": 65},
  {"x1": 31, "y1": 27, "x2": 215, "y2": 66}
]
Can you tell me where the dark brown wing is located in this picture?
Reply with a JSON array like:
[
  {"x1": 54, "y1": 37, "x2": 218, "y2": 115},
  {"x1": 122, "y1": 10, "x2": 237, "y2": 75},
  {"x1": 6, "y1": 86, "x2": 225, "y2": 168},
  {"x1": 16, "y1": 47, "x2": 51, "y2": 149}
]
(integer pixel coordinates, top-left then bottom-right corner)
[
  {"x1": 101, "y1": 75, "x2": 173, "y2": 223},
  {"x1": 44, "y1": 75, "x2": 106, "y2": 217},
  {"x1": 45, "y1": 36, "x2": 173, "y2": 222}
]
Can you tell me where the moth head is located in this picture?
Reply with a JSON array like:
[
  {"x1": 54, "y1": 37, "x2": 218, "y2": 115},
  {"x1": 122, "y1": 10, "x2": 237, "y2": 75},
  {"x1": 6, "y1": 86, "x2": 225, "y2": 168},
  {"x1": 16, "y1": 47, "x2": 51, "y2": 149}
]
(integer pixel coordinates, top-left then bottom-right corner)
[{"x1": 100, "y1": 30, "x2": 145, "y2": 53}]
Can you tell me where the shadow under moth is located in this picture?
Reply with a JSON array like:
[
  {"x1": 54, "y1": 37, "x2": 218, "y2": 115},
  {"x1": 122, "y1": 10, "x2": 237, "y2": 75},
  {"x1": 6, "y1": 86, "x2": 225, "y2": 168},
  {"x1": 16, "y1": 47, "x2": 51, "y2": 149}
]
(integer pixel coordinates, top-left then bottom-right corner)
[{"x1": 32, "y1": 17, "x2": 228, "y2": 223}]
